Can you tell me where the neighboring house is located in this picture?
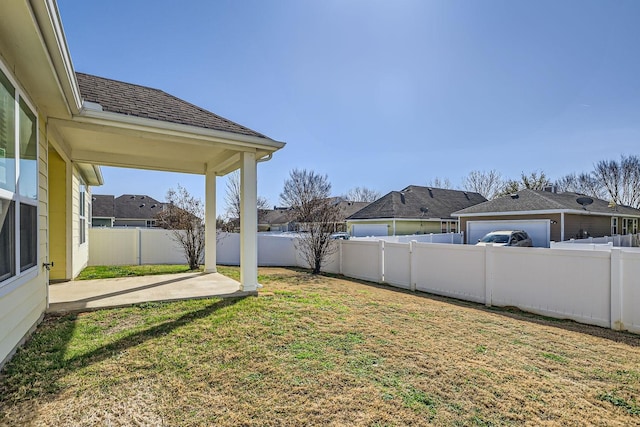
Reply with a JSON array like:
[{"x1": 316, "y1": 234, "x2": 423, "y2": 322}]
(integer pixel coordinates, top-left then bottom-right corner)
[
  {"x1": 92, "y1": 194, "x2": 168, "y2": 228},
  {"x1": 0, "y1": 0, "x2": 284, "y2": 369},
  {"x1": 257, "y1": 200, "x2": 370, "y2": 233},
  {"x1": 258, "y1": 207, "x2": 294, "y2": 232},
  {"x1": 346, "y1": 186, "x2": 486, "y2": 236},
  {"x1": 452, "y1": 188, "x2": 640, "y2": 243}
]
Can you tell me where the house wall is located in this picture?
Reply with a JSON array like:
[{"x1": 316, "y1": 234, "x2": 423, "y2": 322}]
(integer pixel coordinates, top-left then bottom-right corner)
[
  {"x1": 0, "y1": 112, "x2": 48, "y2": 368},
  {"x1": 347, "y1": 219, "x2": 446, "y2": 236},
  {"x1": 459, "y1": 214, "x2": 562, "y2": 242},
  {"x1": 564, "y1": 214, "x2": 611, "y2": 240},
  {"x1": 71, "y1": 169, "x2": 89, "y2": 278},
  {"x1": 48, "y1": 147, "x2": 66, "y2": 281}
]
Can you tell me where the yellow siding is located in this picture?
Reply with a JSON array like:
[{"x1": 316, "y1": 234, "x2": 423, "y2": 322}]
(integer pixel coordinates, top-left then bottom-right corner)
[
  {"x1": 347, "y1": 219, "x2": 448, "y2": 236},
  {"x1": 48, "y1": 148, "x2": 67, "y2": 280},
  {"x1": 0, "y1": 114, "x2": 48, "y2": 367}
]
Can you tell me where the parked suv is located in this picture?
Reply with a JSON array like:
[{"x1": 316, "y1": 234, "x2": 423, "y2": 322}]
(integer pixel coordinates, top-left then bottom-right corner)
[{"x1": 476, "y1": 230, "x2": 533, "y2": 247}]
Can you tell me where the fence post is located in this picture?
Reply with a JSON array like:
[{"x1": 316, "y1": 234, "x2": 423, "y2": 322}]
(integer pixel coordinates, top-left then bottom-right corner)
[
  {"x1": 409, "y1": 240, "x2": 416, "y2": 292},
  {"x1": 136, "y1": 228, "x2": 142, "y2": 265},
  {"x1": 610, "y1": 248, "x2": 624, "y2": 331},
  {"x1": 484, "y1": 244, "x2": 494, "y2": 307},
  {"x1": 339, "y1": 240, "x2": 343, "y2": 275},
  {"x1": 378, "y1": 240, "x2": 385, "y2": 283}
]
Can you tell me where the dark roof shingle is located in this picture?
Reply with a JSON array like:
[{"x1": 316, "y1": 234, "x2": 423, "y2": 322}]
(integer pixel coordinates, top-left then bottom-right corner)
[
  {"x1": 76, "y1": 72, "x2": 266, "y2": 138},
  {"x1": 348, "y1": 186, "x2": 486, "y2": 220},
  {"x1": 453, "y1": 189, "x2": 640, "y2": 217}
]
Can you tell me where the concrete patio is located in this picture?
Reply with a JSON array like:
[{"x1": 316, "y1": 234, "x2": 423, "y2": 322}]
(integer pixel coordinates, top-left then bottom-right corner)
[{"x1": 48, "y1": 272, "x2": 254, "y2": 313}]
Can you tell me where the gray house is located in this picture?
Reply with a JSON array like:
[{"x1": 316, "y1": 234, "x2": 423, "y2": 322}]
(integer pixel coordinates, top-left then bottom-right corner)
[
  {"x1": 92, "y1": 194, "x2": 168, "y2": 228},
  {"x1": 453, "y1": 188, "x2": 640, "y2": 243},
  {"x1": 346, "y1": 186, "x2": 486, "y2": 236}
]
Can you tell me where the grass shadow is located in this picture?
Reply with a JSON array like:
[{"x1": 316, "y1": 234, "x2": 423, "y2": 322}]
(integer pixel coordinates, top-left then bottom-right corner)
[{"x1": 0, "y1": 296, "x2": 244, "y2": 422}]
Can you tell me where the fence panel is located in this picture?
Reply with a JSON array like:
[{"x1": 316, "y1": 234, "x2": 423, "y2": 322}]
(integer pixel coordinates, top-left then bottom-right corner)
[
  {"x1": 383, "y1": 242, "x2": 411, "y2": 289},
  {"x1": 341, "y1": 240, "x2": 382, "y2": 283},
  {"x1": 413, "y1": 243, "x2": 486, "y2": 303},
  {"x1": 140, "y1": 229, "x2": 186, "y2": 264},
  {"x1": 258, "y1": 234, "x2": 298, "y2": 267},
  {"x1": 622, "y1": 251, "x2": 640, "y2": 333},
  {"x1": 89, "y1": 228, "x2": 139, "y2": 266},
  {"x1": 489, "y1": 247, "x2": 611, "y2": 328}
]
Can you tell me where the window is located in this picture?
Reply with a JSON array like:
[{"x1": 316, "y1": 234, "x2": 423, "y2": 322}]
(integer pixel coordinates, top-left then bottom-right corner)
[
  {"x1": 611, "y1": 217, "x2": 618, "y2": 235},
  {"x1": 0, "y1": 66, "x2": 38, "y2": 286},
  {"x1": 79, "y1": 179, "x2": 86, "y2": 244}
]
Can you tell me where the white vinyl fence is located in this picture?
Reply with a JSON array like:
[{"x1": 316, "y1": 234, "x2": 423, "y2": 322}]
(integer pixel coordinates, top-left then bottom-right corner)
[{"x1": 89, "y1": 229, "x2": 640, "y2": 334}]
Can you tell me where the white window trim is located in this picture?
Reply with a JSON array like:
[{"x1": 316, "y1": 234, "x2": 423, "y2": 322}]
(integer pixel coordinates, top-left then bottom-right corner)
[{"x1": 0, "y1": 60, "x2": 39, "y2": 291}]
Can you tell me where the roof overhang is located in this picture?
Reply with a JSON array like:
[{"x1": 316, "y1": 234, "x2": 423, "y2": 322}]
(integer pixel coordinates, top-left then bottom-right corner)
[
  {"x1": 0, "y1": 0, "x2": 80, "y2": 119},
  {"x1": 3, "y1": 0, "x2": 284, "y2": 178},
  {"x1": 452, "y1": 209, "x2": 640, "y2": 219},
  {"x1": 49, "y1": 107, "x2": 285, "y2": 176}
]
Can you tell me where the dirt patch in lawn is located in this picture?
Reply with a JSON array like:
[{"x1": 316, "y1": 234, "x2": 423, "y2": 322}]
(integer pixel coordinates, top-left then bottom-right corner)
[{"x1": 1, "y1": 267, "x2": 639, "y2": 426}]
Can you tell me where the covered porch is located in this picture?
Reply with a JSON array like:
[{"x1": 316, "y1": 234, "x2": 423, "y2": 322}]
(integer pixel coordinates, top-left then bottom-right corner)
[{"x1": 48, "y1": 73, "x2": 285, "y2": 292}]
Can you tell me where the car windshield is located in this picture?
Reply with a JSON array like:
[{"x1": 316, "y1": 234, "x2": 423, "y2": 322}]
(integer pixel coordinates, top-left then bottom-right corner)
[{"x1": 480, "y1": 233, "x2": 510, "y2": 243}]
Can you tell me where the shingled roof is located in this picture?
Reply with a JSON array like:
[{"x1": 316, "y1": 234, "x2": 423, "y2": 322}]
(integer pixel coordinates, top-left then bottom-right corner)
[
  {"x1": 76, "y1": 72, "x2": 266, "y2": 138},
  {"x1": 453, "y1": 189, "x2": 640, "y2": 217},
  {"x1": 92, "y1": 195, "x2": 115, "y2": 218},
  {"x1": 348, "y1": 186, "x2": 486, "y2": 220}
]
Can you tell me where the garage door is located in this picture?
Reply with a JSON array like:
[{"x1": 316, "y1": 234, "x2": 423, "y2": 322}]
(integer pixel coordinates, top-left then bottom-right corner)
[
  {"x1": 351, "y1": 224, "x2": 388, "y2": 237},
  {"x1": 467, "y1": 220, "x2": 551, "y2": 247}
]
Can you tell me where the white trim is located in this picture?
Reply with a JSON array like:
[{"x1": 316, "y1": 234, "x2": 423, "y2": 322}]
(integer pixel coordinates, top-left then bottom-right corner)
[
  {"x1": 72, "y1": 109, "x2": 286, "y2": 151},
  {"x1": 454, "y1": 209, "x2": 640, "y2": 219}
]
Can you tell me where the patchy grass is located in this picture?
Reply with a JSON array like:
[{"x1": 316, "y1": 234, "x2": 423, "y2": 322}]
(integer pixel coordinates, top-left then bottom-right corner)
[
  {"x1": 1, "y1": 267, "x2": 640, "y2": 426},
  {"x1": 76, "y1": 264, "x2": 202, "y2": 280}
]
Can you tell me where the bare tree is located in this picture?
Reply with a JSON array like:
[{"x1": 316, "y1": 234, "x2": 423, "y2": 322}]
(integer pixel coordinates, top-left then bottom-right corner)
[
  {"x1": 280, "y1": 169, "x2": 341, "y2": 274},
  {"x1": 555, "y1": 172, "x2": 607, "y2": 199},
  {"x1": 593, "y1": 155, "x2": 640, "y2": 208},
  {"x1": 498, "y1": 171, "x2": 551, "y2": 196},
  {"x1": 462, "y1": 170, "x2": 505, "y2": 200},
  {"x1": 156, "y1": 185, "x2": 205, "y2": 270},
  {"x1": 224, "y1": 170, "x2": 270, "y2": 223},
  {"x1": 343, "y1": 186, "x2": 381, "y2": 202},
  {"x1": 427, "y1": 177, "x2": 454, "y2": 189}
]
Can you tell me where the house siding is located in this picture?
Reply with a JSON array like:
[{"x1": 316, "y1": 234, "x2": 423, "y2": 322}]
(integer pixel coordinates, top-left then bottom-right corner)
[
  {"x1": 563, "y1": 214, "x2": 611, "y2": 240},
  {"x1": 347, "y1": 219, "x2": 447, "y2": 236},
  {"x1": 0, "y1": 113, "x2": 48, "y2": 368},
  {"x1": 48, "y1": 147, "x2": 67, "y2": 281},
  {"x1": 71, "y1": 169, "x2": 89, "y2": 278}
]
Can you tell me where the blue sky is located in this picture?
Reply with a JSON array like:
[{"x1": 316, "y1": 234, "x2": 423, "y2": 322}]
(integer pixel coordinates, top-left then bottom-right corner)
[{"x1": 57, "y1": 0, "x2": 640, "y2": 212}]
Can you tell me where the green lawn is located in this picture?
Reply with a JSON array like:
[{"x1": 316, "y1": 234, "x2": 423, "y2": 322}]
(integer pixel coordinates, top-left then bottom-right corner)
[
  {"x1": 1, "y1": 267, "x2": 639, "y2": 426},
  {"x1": 76, "y1": 264, "x2": 202, "y2": 280}
]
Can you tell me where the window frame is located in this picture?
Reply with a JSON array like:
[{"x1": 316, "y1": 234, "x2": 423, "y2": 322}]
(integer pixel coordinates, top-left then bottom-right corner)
[
  {"x1": 79, "y1": 178, "x2": 86, "y2": 245},
  {"x1": 0, "y1": 61, "x2": 39, "y2": 293}
]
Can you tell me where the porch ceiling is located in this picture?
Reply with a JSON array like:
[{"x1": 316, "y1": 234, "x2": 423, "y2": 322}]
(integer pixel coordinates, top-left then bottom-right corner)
[{"x1": 49, "y1": 113, "x2": 283, "y2": 176}]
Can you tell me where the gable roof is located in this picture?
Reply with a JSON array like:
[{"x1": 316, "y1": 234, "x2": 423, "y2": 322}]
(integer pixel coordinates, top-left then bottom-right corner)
[
  {"x1": 348, "y1": 186, "x2": 487, "y2": 220},
  {"x1": 76, "y1": 72, "x2": 266, "y2": 138},
  {"x1": 259, "y1": 208, "x2": 293, "y2": 225},
  {"x1": 452, "y1": 189, "x2": 640, "y2": 217},
  {"x1": 92, "y1": 195, "x2": 115, "y2": 218}
]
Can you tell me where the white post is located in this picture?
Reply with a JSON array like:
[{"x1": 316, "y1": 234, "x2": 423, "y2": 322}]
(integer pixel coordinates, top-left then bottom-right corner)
[
  {"x1": 560, "y1": 212, "x2": 565, "y2": 242},
  {"x1": 240, "y1": 152, "x2": 258, "y2": 291},
  {"x1": 204, "y1": 167, "x2": 217, "y2": 273},
  {"x1": 409, "y1": 240, "x2": 416, "y2": 292},
  {"x1": 610, "y1": 248, "x2": 623, "y2": 331},
  {"x1": 378, "y1": 240, "x2": 385, "y2": 283},
  {"x1": 484, "y1": 244, "x2": 494, "y2": 307}
]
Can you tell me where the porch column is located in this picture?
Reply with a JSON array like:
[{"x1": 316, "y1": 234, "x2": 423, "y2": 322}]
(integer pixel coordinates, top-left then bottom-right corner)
[
  {"x1": 204, "y1": 166, "x2": 217, "y2": 273},
  {"x1": 240, "y1": 152, "x2": 258, "y2": 291}
]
